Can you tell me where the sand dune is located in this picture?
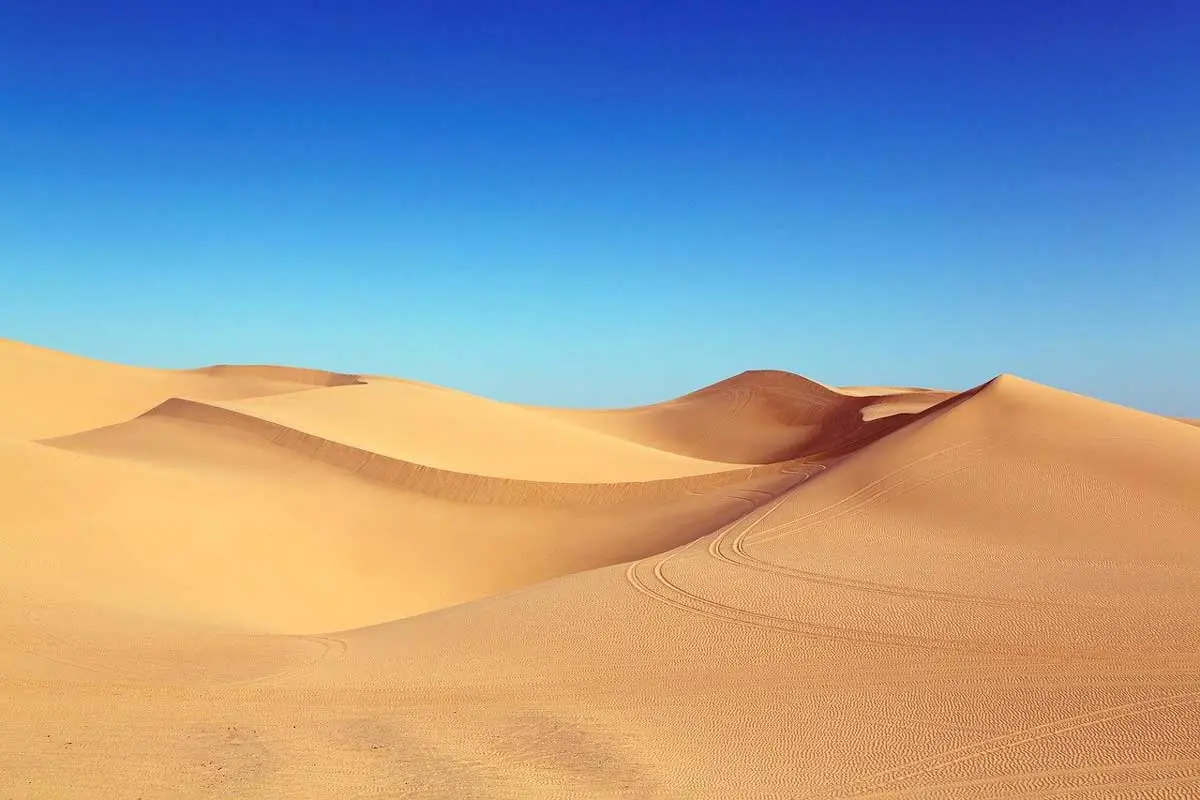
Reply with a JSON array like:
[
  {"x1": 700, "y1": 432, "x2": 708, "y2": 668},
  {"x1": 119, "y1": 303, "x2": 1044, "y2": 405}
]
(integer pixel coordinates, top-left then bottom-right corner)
[
  {"x1": 2, "y1": 340, "x2": 1198, "y2": 798},
  {"x1": 204, "y1": 378, "x2": 754, "y2": 481},
  {"x1": 48, "y1": 397, "x2": 801, "y2": 504},
  {"x1": 11, "y1": 424, "x2": 809, "y2": 632},
  {"x1": 543, "y1": 370, "x2": 948, "y2": 464},
  {"x1": 0, "y1": 339, "x2": 340, "y2": 440}
]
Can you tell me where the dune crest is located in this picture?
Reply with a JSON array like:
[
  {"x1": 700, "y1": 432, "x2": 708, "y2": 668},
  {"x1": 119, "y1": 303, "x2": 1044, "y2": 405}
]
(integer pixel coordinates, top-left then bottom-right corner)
[{"x1": 47, "y1": 395, "x2": 812, "y2": 506}]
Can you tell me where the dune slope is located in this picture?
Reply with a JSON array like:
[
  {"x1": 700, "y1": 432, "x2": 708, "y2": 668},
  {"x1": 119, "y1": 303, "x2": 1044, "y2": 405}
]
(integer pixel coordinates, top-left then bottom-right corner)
[
  {"x1": 9, "y1": 428, "x2": 813, "y2": 632},
  {"x1": 0, "y1": 339, "x2": 348, "y2": 440},
  {"x1": 272, "y1": 375, "x2": 1197, "y2": 797},
  {"x1": 6, "y1": 343, "x2": 839, "y2": 632}
]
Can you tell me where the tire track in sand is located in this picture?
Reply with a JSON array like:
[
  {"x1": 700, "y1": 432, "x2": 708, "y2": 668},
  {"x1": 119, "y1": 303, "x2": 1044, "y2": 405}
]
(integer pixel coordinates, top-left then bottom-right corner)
[
  {"x1": 219, "y1": 634, "x2": 348, "y2": 689},
  {"x1": 711, "y1": 441, "x2": 1101, "y2": 612},
  {"x1": 839, "y1": 758, "x2": 1200, "y2": 799},
  {"x1": 626, "y1": 471, "x2": 1055, "y2": 656},
  {"x1": 834, "y1": 689, "x2": 1200, "y2": 797},
  {"x1": 626, "y1": 440, "x2": 1124, "y2": 656}
]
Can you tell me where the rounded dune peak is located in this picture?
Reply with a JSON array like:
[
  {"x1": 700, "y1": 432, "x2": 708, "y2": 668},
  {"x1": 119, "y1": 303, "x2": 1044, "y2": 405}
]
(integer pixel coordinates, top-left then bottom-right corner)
[
  {"x1": 545, "y1": 367, "x2": 919, "y2": 465},
  {"x1": 686, "y1": 368, "x2": 837, "y2": 397}
]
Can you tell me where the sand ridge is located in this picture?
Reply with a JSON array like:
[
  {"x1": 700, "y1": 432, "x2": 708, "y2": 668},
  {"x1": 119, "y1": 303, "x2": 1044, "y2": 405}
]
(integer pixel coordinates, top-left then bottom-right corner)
[
  {"x1": 2, "y1": 340, "x2": 1198, "y2": 798},
  {"x1": 0, "y1": 339, "x2": 348, "y2": 440},
  {"x1": 46, "y1": 396, "x2": 809, "y2": 504}
]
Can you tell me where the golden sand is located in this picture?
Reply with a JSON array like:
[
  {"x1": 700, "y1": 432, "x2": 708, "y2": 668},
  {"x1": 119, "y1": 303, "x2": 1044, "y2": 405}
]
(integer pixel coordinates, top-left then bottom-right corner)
[{"x1": 3, "y1": 338, "x2": 1198, "y2": 798}]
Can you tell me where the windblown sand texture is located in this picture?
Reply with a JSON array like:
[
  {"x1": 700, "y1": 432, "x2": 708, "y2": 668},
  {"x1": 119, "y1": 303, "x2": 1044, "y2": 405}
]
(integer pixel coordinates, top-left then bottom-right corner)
[{"x1": 2, "y1": 337, "x2": 1199, "y2": 798}]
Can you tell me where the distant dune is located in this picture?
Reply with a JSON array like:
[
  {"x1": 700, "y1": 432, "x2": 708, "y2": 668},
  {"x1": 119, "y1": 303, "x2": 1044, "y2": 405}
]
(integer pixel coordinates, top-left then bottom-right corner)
[
  {"x1": 542, "y1": 370, "x2": 957, "y2": 463},
  {"x1": 0, "y1": 339, "x2": 340, "y2": 439},
  {"x1": 2, "y1": 338, "x2": 1198, "y2": 798}
]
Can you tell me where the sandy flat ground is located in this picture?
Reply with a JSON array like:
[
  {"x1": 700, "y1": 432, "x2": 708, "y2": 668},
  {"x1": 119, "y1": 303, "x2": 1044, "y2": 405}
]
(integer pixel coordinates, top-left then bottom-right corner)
[{"x1": 2, "y1": 337, "x2": 1199, "y2": 798}]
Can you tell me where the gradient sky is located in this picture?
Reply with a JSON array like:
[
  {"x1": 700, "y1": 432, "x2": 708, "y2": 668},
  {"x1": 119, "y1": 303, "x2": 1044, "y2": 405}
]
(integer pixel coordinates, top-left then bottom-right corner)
[{"x1": 2, "y1": 1, "x2": 1197, "y2": 413}]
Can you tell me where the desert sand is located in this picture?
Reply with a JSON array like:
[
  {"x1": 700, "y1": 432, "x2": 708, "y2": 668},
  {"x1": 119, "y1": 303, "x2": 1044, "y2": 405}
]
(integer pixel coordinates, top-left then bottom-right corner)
[{"x1": 2, "y1": 336, "x2": 1199, "y2": 798}]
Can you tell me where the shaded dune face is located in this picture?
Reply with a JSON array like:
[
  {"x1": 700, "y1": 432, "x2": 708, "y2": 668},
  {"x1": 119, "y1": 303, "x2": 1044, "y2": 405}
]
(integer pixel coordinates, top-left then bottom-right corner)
[
  {"x1": 545, "y1": 370, "x2": 957, "y2": 464},
  {"x1": 2, "y1": 340, "x2": 1199, "y2": 799}
]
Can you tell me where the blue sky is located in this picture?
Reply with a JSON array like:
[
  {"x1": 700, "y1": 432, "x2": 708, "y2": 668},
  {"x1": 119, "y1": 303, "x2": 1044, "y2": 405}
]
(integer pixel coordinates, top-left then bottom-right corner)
[{"x1": 2, "y1": 1, "x2": 1197, "y2": 413}]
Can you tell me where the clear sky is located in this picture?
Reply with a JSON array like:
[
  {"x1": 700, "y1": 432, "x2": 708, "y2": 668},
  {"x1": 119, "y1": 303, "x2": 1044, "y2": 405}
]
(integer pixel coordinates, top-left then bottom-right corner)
[{"x1": 2, "y1": 1, "x2": 1197, "y2": 413}]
